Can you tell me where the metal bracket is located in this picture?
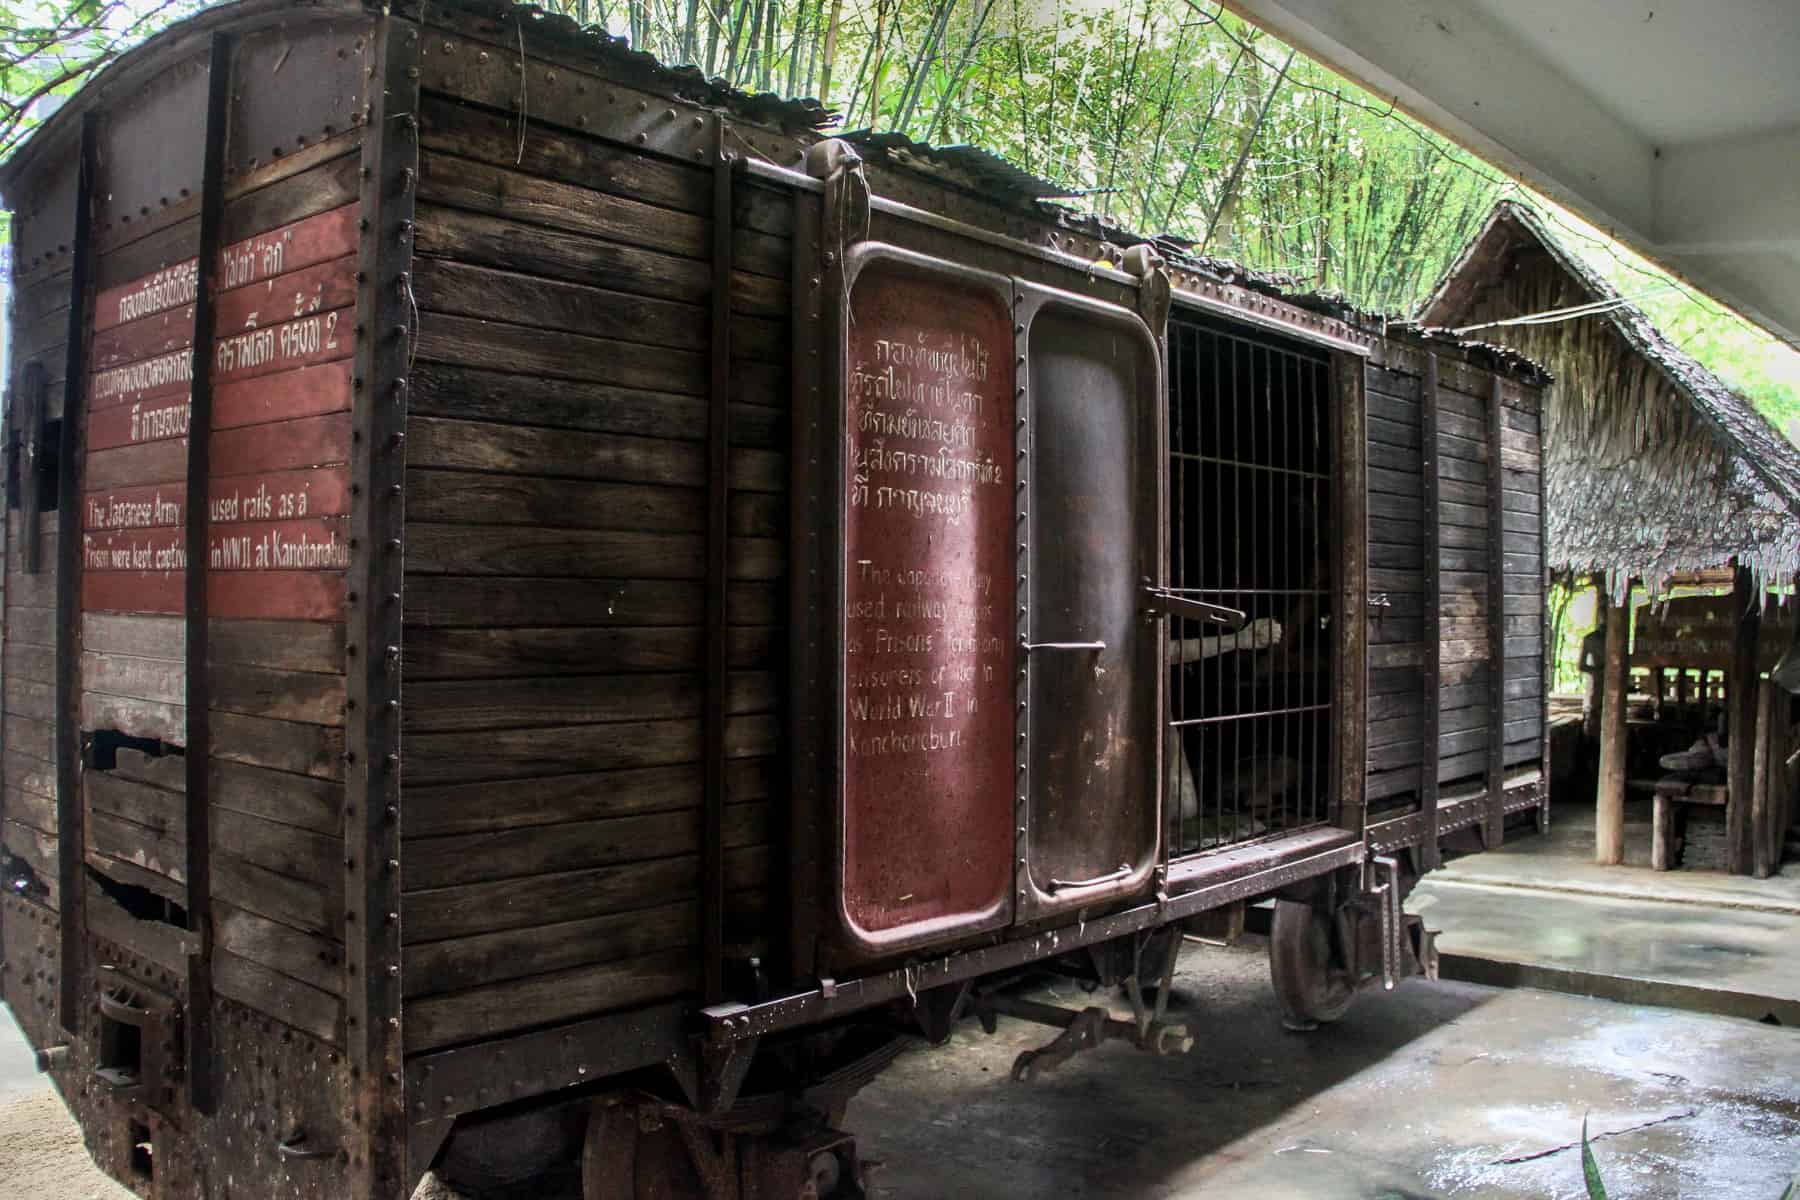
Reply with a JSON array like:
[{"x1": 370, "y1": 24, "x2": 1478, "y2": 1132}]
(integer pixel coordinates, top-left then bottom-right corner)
[
  {"x1": 276, "y1": 1131, "x2": 339, "y2": 1162},
  {"x1": 1141, "y1": 586, "x2": 1247, "y2": 630},
  {"x1": 979, "y1": 987, "x2": 1192, "y2": 1083},
  {"x1": 911, "y1": 980, "x2": 970, "y2": 1046},
  {"x1": 1367, "y1": 855, "x2": 1404, "y2": 992}
]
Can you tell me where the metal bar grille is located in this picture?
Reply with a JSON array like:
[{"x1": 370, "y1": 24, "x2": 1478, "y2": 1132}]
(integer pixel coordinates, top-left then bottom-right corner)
[{"x1": 1167, "y1": 319, "x2": 1335, "y2": 856}]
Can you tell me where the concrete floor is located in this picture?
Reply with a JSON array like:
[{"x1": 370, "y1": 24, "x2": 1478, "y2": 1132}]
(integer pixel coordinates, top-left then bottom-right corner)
[
  {"x1": 1414, "y1": 800, "x2": 1800, "y2": 1023},
  {"x1": 3, "y1": 943, "x2": 1798, "y2": 1198},
  {"x1": 851, "y1": 940, "x2": 1800, "y2": 1199}
]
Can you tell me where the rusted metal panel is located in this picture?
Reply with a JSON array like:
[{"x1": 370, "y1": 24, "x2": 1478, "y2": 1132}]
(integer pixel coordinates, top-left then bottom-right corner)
[
  {"x1": 92, "y1": 49, "x2": 211, "y2": 236},
  {"x1": 226, "y1": 20, "x2": 370, "y2": 181},
  {"x1": 836, "y1": 246, "x2": 1016, "y2": 957},
  {"x1": 1017, "y1": 285, "x2": 1162, "y2": 920}
]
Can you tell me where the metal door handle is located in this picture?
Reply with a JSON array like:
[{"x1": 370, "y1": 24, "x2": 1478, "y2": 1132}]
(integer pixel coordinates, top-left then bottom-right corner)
[
  {"x1": 1021, "y1": 640, "x2": 1106, "y2": 652},
  {"x1": 1140, "y1": 587, "x2": 1248, "y2": 631},
  {"x1": 1047, "y1": 863, "x2": 1132, "y2": 893}
]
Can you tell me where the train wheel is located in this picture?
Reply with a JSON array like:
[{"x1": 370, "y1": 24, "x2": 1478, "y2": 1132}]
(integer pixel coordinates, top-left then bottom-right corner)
[{"x1": 1268, "y1": 899, "x2": 1356, "y2": 1031}]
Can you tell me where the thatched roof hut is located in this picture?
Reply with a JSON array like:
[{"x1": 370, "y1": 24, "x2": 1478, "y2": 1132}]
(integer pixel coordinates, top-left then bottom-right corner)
[{"x1": 1418, "y1": 201, "x2": 1800, "y2": 593}]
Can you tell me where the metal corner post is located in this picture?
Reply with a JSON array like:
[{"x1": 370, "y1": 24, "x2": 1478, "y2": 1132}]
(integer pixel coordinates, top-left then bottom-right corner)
[
  {"x1": 1484, "y1": 373, "x2": 1506, "y2": 847},
  {"x1": 702, "y1": 122, "x2": 737, "y2": 1004},
  {"x1": 180, "y1": 29, "x2": 236, "y2": 1112},
  {"x1": 1332, "y1": 351, "x2": 1368, "y2": 843},
  {"x1": 54, "y1": 112, "x2": 99, "y2": 1037},
  {"x1": 348, "y1": 14, "x2": 420, "y2": 1198},
  {"x1": 1418, "y1": 355, "x2": 1442, "y2": 871}
]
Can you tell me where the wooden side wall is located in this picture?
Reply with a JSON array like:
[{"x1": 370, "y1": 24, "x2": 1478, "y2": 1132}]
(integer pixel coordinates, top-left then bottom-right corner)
[
  {"x1": 3, "y1": 138, "x2": 80, "y2": 1010},
  {"x1": 70, "y1": 142, "x2": 361, "y2": 1043},
  {"x1": 1364, "y1": 351, "x2": 1545, "y2": 806},
  {"x1": 398, "y1": 98, "x2": 785, "y2": 1054}
]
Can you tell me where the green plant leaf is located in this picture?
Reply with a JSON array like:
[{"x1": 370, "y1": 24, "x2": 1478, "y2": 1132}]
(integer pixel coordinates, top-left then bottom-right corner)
[{"x1": 1581, "y1": 1116, "x2": 1608, "y2": 1200}]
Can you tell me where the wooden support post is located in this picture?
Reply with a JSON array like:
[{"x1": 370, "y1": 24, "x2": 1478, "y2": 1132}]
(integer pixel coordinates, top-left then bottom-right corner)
[
  {"x1": 1651, "y1": 793, "x2": 1676, "y2": 871},
  {"x1": 1727, "y1": 565, "x2": 1760, "y2": 875},
  {"x1": 1595, "y1": 591, "x2": 1629, "y2": 866},
  {"x1": 1752, "y1": 679, "x2": 1776, "y2": 879}
]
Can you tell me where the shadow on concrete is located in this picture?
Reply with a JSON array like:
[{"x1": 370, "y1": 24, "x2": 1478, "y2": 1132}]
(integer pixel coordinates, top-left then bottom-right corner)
[{"x1": 849, "y1": 937, "x2": 1497, "y2": 1199}]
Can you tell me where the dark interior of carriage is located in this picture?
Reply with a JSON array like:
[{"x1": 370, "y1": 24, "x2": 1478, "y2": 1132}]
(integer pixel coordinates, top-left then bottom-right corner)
[{"x1": 1166, "y1": 317, "x2": 1336, "y2": 855}]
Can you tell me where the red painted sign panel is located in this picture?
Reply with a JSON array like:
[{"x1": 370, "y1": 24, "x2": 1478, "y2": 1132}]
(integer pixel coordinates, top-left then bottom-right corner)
[
  {"x1": 80, "y1": 204, "x2": 357, "y2": 621},
  {"x1": 839, "y1": 259, "x2": 1017, "y2": 952}
]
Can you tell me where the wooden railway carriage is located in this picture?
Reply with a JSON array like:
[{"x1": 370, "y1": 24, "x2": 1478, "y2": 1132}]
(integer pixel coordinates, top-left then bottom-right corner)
[{"x1": 0, "y1": 2, "x2": 1551, "y2": 1196}]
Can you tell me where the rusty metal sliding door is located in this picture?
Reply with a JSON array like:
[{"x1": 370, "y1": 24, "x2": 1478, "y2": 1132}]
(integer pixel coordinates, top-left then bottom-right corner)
[
  {"x1": 1014, "y1": 283, "x2": 1163, "y2": 921},
  {"x1": 1165, "y1": 318, "x2": 1338, "y2": 856}
]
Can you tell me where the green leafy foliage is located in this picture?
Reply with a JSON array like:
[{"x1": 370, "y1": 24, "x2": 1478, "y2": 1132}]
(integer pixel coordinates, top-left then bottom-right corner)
[
  {"x1": 1581, "y1": 1116, "x2": 1610, "y2": 1199},
  {"x1": 3, "y1": 0, "x2": 1795, "y2": 435}
]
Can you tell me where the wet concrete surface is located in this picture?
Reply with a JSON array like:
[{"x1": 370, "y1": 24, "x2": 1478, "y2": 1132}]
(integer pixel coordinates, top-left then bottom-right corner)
[
  {"x1": 850, "y1": 939, "x2": 1800, "y2": 1199},
  {"x1": 1413, "y1": 799, "x2": 1800, "y2": 1022},
  {"x1": 1429, "y1": 800, "x2": 1800, "y2": 916}
]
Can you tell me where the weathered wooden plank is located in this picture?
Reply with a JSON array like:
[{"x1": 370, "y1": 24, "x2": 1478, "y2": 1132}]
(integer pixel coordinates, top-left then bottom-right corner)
[
  {"x1": 207, "y1": 618, "x2": 343, "y2": 673},
  {"x1": 402, "y1": 624, "x2": 774, "y2": 679},
  {"x1": 403, "y1": 844, "x2": 767, "y2": 942},
  {"x1": 80, "y1": 694, "x2": 185, "y2": 746},
  {"x1": 214, "y1": 901, "x2": 341, "y2": 996},
  {"x1": 402, "y1": 713, "x2": 779, "y2": 786},
  {"x1": 415, "y1": 203, "x2": 788, "y2": 317},
  {"x1": 212, "y1": 711, "x2": 345, "y2": 780},
  {"x1": 212, "y1": 947, "x2": 341, "y2": 1045},
  {"x1": 402, "y1": 898, "x2": 694, "y2": 998},
  {"x1": 214, "y1": 851, "x2": 334, "y2": 936},
  {"x1": 3, "y1": 679, "x2": 55, "y2": 722},
  {"x1": 87, "y1": 772, "x2": 182, "y2": 836},
  {"x1": 5, "y1": 784, "x2": 55, "y2": 836},
  {"x1": 405, "y1": 471, "x2": 784, "y2": 538},
  {"x1": 5, "y1": 642, "x2": 56, "y2": 687},
  {"x1": 87, "y1": 809, "x2": 185, "y2": 886},
  {"x1": 85, "y1": 878, "x2": 188, "y2": 974},
  {"x1": 403, "y1": 524, "x2": 783, "y2": 582},
  {"x1": 405, "y1": 671, "x2": 774, "y2": 734},
  {"x1": 401, "y1": 758, "x2": 776, "y2": 839},
  {"x1": 405, "y1": 801, "x2": 768, "y2": 890},
  {"x1": 410, "y1": 361, "x2": 786, "y2": 447},
  {"x1": 415, "y1": 312, "x2": 782, "y2": 406},
  {"x1": 82, "y1": 650, "x2": 184, "y2": 705},
  {"x1": 407, "y1": 416, "x2": 784, "y2": 491},
  {"x1": 5, "y1": 752, "x2": 56, "y2": 800},
  {"x1": 209, "y1": 663, "x2": 345, "y2": 726},
  {"x1": 402, "y1": 947, "x2": 693, "y2": 1053},
  {"x1": 4, "y1": 715, "x2": 53, "y2": 762},
  {"x1": 417, "y1": 95, "x2": 793, "y2": 239},
  {"x1": 209, "y1": 808, "x2": 338, "y2": 887},
  {"x1": 403, "y1": 577, "x2": 778, "y2": 630},
  {"x1": 413, "y1": 259, "x2": 784, "y2": 362}
]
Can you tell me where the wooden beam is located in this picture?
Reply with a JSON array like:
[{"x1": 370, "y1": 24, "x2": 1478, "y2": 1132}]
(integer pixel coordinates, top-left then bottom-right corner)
[
  {"x1": 1727, "y1": 564, "x2": 1759, "y2": 875},
  {"x1": 1594, "y1": 589, "x2": 1629, "y2": 866},
  {"x1": 1752, "y1": 678, "x2": 1776, "y2": 879}
]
